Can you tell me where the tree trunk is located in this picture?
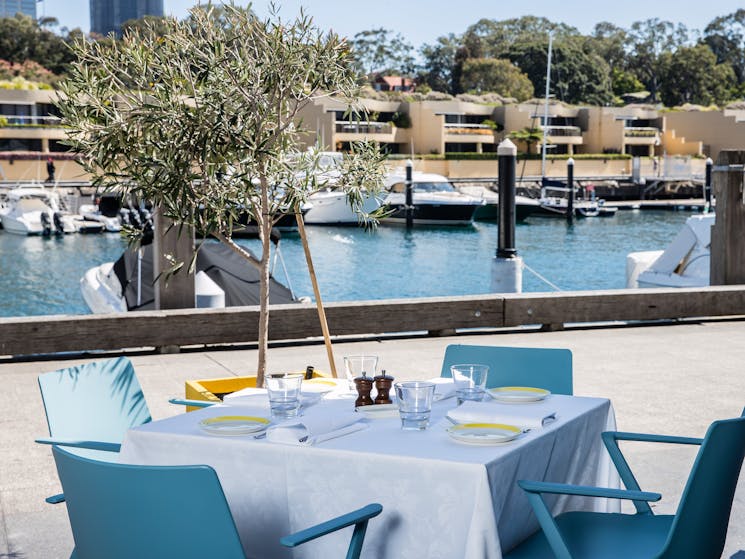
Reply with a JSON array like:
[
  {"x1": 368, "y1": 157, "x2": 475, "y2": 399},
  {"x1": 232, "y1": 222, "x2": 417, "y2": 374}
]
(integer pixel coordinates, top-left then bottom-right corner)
[{"x1": 256, "y1": 183, "x2": 272, "y2": 387}]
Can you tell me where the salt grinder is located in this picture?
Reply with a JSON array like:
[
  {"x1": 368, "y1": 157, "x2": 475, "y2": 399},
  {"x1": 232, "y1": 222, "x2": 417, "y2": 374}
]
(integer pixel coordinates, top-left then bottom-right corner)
[
  {"x1": 374, "y1": 370, "x2": 394, "y2": 404},
  {"x1": 354, "y1": 373, "x2": 375, "y2": 407}
]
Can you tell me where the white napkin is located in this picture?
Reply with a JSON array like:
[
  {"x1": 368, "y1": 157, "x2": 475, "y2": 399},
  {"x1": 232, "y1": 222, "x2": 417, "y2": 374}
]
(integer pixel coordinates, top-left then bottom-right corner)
[
  {"x1": 428, "y1": 377, "x2": 458, "y2": 402},
  {"x1": 266, "y1": 407, "x2": 367, "y2": 445},
  {"x1": 447, "y1": 400, "x2": 557, "y2": 429}
]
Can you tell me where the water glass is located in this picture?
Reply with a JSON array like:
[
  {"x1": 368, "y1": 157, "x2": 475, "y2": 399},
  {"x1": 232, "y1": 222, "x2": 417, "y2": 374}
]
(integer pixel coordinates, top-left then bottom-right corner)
[
  {"x1": 265, "y1": 373, "x2": 303, "y2": 419},
  {"x1": 395, "y1": 381, "x2": 436, "y2": 430},
  {"x1": 451, "y1": 364, "x2": 489, "y2": 404},
  {"x1": 343, "y1": 355, "x2": 379, "y2": 387}
]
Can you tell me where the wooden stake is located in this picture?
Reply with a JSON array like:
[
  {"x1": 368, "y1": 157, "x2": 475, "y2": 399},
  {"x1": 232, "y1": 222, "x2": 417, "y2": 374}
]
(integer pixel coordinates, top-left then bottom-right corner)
[{"x1": 294, "y1": 206, "x2": 338, "y2": 378}]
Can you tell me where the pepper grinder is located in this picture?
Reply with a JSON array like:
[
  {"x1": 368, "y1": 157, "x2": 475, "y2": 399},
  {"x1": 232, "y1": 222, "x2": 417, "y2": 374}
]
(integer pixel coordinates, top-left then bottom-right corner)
[
  {"x1": 354, "y1": 373, "x2": 375, "y2": 407},
  {"x1": 373, "y1": 370, "x2": 394, "y2": 404}
]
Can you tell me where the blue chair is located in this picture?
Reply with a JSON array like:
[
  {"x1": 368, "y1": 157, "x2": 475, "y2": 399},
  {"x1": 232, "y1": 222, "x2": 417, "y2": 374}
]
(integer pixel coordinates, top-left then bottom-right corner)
[
  {"x1": 52, "y1": 445, "x2": 382, "y2": 559},
  {"x1": 505, "y1": 415, "x2": 745, "y2": 558},
  {"x1": 36, "y1": 356, "x2": 151, "y2": 502},
  {"x1": 440, "y1": 344, "x2": 573, "y2": 395}
]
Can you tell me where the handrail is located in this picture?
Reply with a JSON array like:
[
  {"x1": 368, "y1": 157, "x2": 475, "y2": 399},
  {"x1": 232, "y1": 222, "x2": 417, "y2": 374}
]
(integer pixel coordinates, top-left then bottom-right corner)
[{"x1": 1, "y1": 286, "x2": 745, "y2": 357}]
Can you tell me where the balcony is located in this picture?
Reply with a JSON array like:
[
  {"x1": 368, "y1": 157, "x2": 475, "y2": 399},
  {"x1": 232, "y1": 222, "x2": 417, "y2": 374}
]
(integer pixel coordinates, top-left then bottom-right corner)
[
  {"x1": 541, "y1": 125, "x2": 583, "y2": 146},
  {"x1": 444, "y1": 123, "x2": 497, "y2": 144},
  {"x1": 624, "y1": 126, "x2": 660, "y2": 145},
  {"x1": 335, "y1": 121, "x2": 393, "y2": 135},
  {"x1": 0, "y1": 115, "x2": 63, "y2": 127}
]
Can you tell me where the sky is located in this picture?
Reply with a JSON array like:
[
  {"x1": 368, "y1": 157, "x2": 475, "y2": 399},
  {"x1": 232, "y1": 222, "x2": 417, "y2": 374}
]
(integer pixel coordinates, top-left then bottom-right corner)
[{"x1": 43, "y1": 0, "x2": 745, "y2": 46}]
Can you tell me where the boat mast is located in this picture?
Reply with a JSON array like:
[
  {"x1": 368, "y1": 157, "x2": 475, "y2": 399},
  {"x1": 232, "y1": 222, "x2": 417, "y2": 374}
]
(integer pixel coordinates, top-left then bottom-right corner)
[{"x1": 541, "y1": 32, "x2": 553, "y2": 179}]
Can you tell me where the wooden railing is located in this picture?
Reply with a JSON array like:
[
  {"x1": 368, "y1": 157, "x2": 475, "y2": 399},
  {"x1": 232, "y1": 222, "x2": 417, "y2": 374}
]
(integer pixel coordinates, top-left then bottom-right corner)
[{"x1": 2, "y1": 286, "x2": 745, "y2": 357}]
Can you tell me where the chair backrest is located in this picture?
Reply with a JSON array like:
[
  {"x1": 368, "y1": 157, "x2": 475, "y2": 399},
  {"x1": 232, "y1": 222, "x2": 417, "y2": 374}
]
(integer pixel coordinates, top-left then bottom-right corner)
[
  {"x1": 660, "y1": 416, "x2": 745, "y2": 559},
  {"x1": 52, "y1": 445, "x2": 246, "y2": 559},
  {"x1": 38, "y1": 356, "x2": 151, "y2": 441},
  {"x1": 440, "y1": 344, "x2": 573, "y2": 395}
]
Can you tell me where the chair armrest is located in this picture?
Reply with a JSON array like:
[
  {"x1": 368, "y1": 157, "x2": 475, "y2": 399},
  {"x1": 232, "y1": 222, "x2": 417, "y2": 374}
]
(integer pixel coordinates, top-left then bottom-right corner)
[
  {"x1": 601, "y1": 430, "x2": 703, "y2": 514},
  {"x1": 517, "y1": 481, "x2": 660, "y2": 559},
  {"x1": 280, "y1": 503, "x2": 383, "y2": 556},
  {"x1": 168, "y1": 398, "x2": 215, "y2": 408},
  {"x1": 605, "y1": 431, "x2": 704, "y2": 446},
  {"x1": 518, "y1": 480, "x2": 661, "y2": 502},
  {"x1": 35, "y1": 437, "x2": 121, "y2": 453},
  {"x1": 45, "y1": 493, "x2": 65, "y2": 504}
]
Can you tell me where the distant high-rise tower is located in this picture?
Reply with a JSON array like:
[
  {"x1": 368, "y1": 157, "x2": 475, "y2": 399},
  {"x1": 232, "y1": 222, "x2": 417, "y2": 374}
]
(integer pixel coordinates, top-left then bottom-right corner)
[
  {"x1": 90, "y1": 0, "x2": 164, "y2": 37},
  {"x1": 0, "y1": 0, "x2": 36, "y2": 18}
]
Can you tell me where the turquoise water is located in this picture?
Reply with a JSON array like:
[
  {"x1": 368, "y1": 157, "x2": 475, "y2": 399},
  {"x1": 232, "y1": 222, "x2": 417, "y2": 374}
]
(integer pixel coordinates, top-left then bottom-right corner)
[{"x1": 0, "y1": 210, "x2": 692, "y2": 317}]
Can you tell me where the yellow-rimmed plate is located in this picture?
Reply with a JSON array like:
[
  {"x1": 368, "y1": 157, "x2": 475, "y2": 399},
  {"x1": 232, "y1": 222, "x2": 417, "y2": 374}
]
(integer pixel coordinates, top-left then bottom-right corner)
[
  {"x1": 447, "y1": 423, "x2": 522, "y2": 445},
  {"x1": 198, "y1": 415, "x2": 270, "y2": 436},
  {"x1": 488, "y1": 386, "x2": 550, "y2": 403}
]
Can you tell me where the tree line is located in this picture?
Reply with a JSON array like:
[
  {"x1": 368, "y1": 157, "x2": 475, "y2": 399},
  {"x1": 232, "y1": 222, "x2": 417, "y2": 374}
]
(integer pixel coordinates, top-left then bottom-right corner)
[
  {"x1": 352, "y1": 12, "x2": 745, "y2": 107},
  {"x1": 0, "y1": 10, "x2": 743, "y2": 108}
]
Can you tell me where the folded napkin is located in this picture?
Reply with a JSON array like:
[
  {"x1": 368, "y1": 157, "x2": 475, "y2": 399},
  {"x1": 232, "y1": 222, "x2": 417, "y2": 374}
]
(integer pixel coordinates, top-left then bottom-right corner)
[
  {"x1": 428, "y1": 377, "x2": 458, "y2": 402},
  {"x1": 447, "y1": 400, "x2": 557, "y2": 430},
  {"x1": 266, "y1": 407, "x2": 367, "y2": 446}
]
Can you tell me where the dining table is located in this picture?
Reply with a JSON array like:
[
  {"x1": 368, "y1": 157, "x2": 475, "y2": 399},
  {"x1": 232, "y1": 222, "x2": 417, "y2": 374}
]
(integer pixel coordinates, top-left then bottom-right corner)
[{"x1": 118, "y1": 388, "x2": 620, "y2": 559}]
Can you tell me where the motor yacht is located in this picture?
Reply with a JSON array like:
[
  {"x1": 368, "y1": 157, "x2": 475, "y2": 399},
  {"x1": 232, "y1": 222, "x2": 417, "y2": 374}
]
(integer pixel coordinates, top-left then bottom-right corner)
[{"x1": 381, "y1": 171, "x2": 485, "y2": 226}]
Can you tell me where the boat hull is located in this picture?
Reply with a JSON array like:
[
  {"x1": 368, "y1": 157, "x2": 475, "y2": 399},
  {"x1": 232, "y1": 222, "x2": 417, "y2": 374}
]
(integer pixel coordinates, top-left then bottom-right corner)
[
  {"x1": 381, "y1": 203, "x2": 480, "y2": 226},
  {"x1": 303, "y1": 191, "x2": 381, "y2": 225}
]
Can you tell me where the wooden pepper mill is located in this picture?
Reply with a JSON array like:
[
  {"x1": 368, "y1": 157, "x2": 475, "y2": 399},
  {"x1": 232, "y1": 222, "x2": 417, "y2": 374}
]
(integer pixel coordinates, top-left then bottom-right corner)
[
  {"x1": 354, "y1": 374, "x2": 375, "y2": 407},
  {"x1": 374, "y1": 370, "x2": 394, "y2": 404}
]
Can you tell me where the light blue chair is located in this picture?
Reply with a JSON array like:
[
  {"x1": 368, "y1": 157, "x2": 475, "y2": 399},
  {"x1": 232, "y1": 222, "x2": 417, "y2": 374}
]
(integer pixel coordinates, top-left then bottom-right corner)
[
  {"x1": 504, "y1": 415, "x2": 745, "y2": 558},
  {"x1": 440, "y1": 344, "x2": 573, "y2": 395},
  {"x1": 36, "y1": 356, "x2": 151, "y2": 502},
  {"x1": 52, "y1": 445, "x2": 382, "y2": 559}
]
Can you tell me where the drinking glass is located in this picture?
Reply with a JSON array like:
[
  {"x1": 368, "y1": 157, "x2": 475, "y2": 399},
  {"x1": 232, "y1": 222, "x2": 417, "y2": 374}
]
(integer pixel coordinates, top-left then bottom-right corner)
[
  {"x1": 395, "y1": 381, "x2": 436, "y2": 430},
  {"x1": 450, "y1": 364, "x2": 489, "y2": 404},
  {"x1": 265, "y1": 373, "x2": 303, "y2": 419},
  {"x1": 343, "y1": 355, "x2": 378, "y2": 388}
]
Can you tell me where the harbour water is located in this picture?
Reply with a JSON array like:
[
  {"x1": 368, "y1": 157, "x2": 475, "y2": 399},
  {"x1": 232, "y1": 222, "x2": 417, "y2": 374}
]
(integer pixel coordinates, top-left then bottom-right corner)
[{"x1": 0, "y1": 210, "x2": 693, "y2": 318}]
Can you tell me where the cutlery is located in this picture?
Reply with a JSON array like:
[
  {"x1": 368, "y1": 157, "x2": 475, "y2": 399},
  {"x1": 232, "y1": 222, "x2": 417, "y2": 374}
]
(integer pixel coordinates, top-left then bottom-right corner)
[{"x1": 253, "y1": 431, "x2": 309, "y2": 443}]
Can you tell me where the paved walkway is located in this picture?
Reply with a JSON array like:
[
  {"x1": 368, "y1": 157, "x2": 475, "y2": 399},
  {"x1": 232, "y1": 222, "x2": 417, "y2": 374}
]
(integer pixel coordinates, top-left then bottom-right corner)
[{"x1": 2, "y1": 318, "x2": 745, "y2": 558}]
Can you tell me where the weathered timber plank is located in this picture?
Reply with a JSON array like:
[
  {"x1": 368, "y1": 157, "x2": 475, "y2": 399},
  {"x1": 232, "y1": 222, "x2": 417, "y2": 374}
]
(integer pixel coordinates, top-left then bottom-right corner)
[
  {"x1": 0, "y1": 295, "x2": 505, "y2": 356},
  {"x1": 503, "y1": 287, "x2": 745, "y2": 326}
]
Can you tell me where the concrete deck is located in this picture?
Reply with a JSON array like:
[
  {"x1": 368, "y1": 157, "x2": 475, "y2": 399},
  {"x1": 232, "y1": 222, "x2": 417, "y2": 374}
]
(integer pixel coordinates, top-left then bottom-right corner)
[{"x1": 2, "y1": 317, "x2": 745, "y2": 558}]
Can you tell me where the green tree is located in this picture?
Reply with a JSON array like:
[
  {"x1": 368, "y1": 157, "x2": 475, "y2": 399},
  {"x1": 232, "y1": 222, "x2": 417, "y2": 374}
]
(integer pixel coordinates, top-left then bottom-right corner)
[
  {"x1": 659, "y1": 43, "x2": 736, "y2": 106},
  {"x1": 419, "y1": 34, "x2": 459, "y2": 93},
  {"x1": 628, "y1": 18, "x2": 691, "y2": 102},
  {"x1": 611, "y1": 68, "x2": 645, "y2": 96},
  {"x1": 507, "y1": 38, "x2": 614, "y2": 105},
  {"x1": 703, "y1": 9, "x2": 745, "y2": 84},
  {"x1": 351, "y1": 28, "x2": 417, "y2": 76},
  {"x1": 509, "y1": 127, "x2": 543, "y2": 155},
  {"x1": 0, "y1": 14, "x2": 76, "y2": 75},
  {"x1": 460, "y1": 58, "x2": 533, "y2": 101},
  {"x1": 57, "y1": 5, "x2": 386, "y2": 383}
]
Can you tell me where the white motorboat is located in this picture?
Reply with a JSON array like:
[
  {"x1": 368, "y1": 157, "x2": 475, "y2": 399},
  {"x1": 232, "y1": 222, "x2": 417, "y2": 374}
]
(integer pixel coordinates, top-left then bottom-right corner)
[
  {"x1": 381, "y1": 171, "x2": 485, "y2": 226},
  {"x1": 532, "y1": 184, "x2": 616, "y2": 219},
  {"x1": 626, "y1": 213, "x2": 713, "y2": 288},
  {"x1": 303, "y1": 188, "x2": 382, "y2": 225},
  {"x1": 0, "y1": 185, "x2": 72, "y2": 235},
  {"x1": 79, "y1": 192, "x2": 123, "y2": 232}
]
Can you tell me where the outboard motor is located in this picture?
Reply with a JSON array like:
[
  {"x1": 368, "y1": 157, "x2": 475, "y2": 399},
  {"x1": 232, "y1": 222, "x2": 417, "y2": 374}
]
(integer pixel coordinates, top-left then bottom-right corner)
[
  {"x1": 40, "y1": 211, "x2": 52, "y2": 236},
  {"x1": 52, "y1": 212, "x2": 65, "y2": 236}
]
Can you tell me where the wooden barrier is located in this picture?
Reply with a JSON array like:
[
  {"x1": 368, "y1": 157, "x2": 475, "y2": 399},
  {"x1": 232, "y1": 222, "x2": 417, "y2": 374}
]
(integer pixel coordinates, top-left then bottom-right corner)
[{"x1": 1, "y1": 287, "x2": 744, "y2": 357}]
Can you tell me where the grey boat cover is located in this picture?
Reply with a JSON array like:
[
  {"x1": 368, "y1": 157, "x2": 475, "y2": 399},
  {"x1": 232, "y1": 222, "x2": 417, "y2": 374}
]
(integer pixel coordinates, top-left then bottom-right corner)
[{"x1": 112, "y1": 242, "x2": 296, "y2": 311}]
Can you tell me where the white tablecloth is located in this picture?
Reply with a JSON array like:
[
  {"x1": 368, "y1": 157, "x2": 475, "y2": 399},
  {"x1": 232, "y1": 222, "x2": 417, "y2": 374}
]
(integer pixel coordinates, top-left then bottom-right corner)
[{"x1": 119, "y1": 395, "x2": 619, "y2": 559}]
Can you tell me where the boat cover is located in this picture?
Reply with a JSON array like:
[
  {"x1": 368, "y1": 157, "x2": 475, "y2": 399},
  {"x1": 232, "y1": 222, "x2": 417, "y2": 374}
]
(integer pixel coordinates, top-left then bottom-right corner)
[{"x1": 112, "y1": 242, "x2": 296, "y2": 311}]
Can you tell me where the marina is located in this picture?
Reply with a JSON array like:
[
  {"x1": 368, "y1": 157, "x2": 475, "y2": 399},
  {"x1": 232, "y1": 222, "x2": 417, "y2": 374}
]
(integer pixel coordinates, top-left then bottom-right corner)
[{"x1": 0, "y1": 208, "x2": 694, "y2": 318}]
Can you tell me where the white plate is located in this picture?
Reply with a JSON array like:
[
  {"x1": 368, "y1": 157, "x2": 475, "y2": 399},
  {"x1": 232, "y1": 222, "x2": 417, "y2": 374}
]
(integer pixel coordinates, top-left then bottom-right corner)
[
  {"x1": 355, "y1": 403, "x2": 399, "y2": 418},
  {"x1": 199, "y1": 415, "x2": 270, "y2": 436},
  {"x1": 447, "y1": 423, "x2": 522, "y2": 445},
  {"x1": 488, "y1": 386, "x2": 551, "y2": 403}
]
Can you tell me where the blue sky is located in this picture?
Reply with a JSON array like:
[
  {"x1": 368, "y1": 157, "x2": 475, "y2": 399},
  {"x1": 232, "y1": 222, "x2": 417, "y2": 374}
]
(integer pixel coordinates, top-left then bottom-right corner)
[{"x1": 44, "y1": 1, "x2": 745, "y2": 46}]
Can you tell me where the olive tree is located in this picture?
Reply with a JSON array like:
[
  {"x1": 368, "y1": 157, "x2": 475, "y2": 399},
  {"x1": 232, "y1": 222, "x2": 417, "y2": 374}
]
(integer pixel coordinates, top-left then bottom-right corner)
[{"x1": 57, "y1": 5, "x2": 385, "y2": 384}]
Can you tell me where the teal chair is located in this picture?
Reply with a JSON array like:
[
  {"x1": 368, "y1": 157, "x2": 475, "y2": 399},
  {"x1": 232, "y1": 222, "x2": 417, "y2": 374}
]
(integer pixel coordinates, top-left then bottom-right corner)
[
  {"x1": 440, "y1": 344, "x2": 573, "y2": 395},
  {"x1": 52, "y1": 445, "x2": 382, "y2": 559},
  {"x1": 36, "y1": 356, "x2": 151, "y2": 502},
  {"x1": 505, "y1": 415, "x2": 745, "y2": 559}
]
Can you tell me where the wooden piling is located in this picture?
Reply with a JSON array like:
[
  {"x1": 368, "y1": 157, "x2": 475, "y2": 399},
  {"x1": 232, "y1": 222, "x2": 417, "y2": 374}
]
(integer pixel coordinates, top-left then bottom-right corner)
[{"x1": 710, "y1": 150, "x2": 745, "y2": 285}]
